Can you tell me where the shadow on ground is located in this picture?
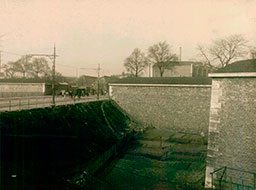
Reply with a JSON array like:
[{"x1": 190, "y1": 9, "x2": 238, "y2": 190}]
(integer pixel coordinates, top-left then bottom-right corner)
[{"x1": 89, "y1": 128, "x2": 208, "y2": 190}]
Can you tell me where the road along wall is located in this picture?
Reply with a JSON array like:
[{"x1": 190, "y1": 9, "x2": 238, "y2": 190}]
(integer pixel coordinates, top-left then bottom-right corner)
[
  {"x1": 109, "y1": 83, "x2": 212, "y2": 135},
  {"x1": 0, "y1": 83, "x2": 45, "y2": 98},
  {"x1": 205, "y1": 73, "x2": 256, "y2": 188}
]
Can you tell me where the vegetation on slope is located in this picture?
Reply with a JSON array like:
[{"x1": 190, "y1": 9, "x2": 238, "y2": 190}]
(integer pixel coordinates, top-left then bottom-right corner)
[{"x1": 0, "y1": 100, "x2": 132, "y2": 190}]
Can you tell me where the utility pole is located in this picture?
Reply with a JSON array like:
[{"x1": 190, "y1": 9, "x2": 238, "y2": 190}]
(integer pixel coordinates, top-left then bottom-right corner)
[
  {"x1": 179, "y1": 47, "x2": 182, "y2": 62},
  {"x1": 52, "y1": 44, "x2": 56, "y2": 106},
  {"x1": 97, "y1": 64, "x2": 100, "y2": 100},
  {"x1": 26, "y1": 47, "x2": 58, "y2": 106},
  {"x1": 0, "y1": 51, "x2": 2, "y2": 73},
  {"x1": 25, "y1": 55, "x2": 29, "y2": 78},
  {"x1": 0, "y1": 34, "x2": 4, "y2": 73},
  {"x1": 149, "y1": 63, "x2": 152, "y2": 77}
]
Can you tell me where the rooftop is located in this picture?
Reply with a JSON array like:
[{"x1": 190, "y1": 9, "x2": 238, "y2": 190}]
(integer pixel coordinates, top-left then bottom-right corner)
[{"x1": 214, "y1": 59, "x2": 256, "y2": 73}]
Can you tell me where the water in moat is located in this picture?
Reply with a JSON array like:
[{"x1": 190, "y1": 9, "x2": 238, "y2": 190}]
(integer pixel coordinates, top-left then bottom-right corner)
[{"x1": 88, "y1": 128, "x2": 208, "y2": 190}]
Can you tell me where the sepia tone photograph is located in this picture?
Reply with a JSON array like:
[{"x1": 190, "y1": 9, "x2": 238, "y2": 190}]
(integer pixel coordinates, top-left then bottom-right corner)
[{"x1": 0, "y1": 0, "x2": 256, "y2": 189}]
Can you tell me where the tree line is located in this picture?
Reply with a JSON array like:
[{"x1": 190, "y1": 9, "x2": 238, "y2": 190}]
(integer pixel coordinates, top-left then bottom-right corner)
[
  {"x1": 124, "y1": 34, "x2": 256, "y2": 77},
  {"x1": 2, "y1": 56, "x2": 54, "y2": 79}
]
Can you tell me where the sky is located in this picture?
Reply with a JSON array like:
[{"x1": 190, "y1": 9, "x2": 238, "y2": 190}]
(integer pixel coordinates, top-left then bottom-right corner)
[{"x1": 0, "y1": 0, "x2": 256, "y2": 77}]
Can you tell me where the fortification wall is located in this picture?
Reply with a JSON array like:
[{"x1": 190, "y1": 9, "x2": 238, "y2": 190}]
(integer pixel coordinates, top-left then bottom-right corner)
[
  {"x1": 205, "y1": 75, "x2": 256, "y2": 188},
  {"x1": 0, "y1": 83, "x2": 45, "y2": 97},
  {"x1": 109, "y1": 84, "x2": 211, "y2": 135}
]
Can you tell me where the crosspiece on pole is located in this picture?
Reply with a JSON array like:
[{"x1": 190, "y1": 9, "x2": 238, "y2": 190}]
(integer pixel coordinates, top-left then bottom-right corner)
[
  {"x1": 79, "y1": 67, "x2": 98, "y2": 70},
  {"x1": 26, "y1": 54, "x2": 59, "y2": 57},
  {"x1": 26, "y1": 54, "x2": 59, "y2": 62}
]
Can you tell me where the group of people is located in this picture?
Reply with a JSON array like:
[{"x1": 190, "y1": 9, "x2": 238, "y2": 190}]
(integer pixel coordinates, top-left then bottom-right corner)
[{"x1": 59, "y1": 89, "x2": 89, "y2": 98}]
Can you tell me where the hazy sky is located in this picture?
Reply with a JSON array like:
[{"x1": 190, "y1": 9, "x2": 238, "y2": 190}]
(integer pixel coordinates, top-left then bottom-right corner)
[{"x1": 0, "y1": 0, "x2": 256, "y2": 77}]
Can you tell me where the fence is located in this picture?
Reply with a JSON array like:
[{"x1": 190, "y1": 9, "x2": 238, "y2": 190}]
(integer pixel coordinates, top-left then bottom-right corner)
[
  {"x1": 0, "y1": 95, "x2": 109, "y2": 112},
  {"x1": 211, "y1": 166, "x2": 256, "y2": 190}
]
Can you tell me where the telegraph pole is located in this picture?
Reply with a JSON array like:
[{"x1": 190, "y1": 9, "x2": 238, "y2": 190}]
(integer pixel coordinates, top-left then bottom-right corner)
[
  {"x1": 76, "y1": 68, "x2": 78, "y2": 78},
  {"x1": 0, "y1": 51, "x2": 2, "y2": 73},
  {"x1": 52, "y1": 44, "x2": 56, "y2": 106},
  {"x1": 97, "y1": 64, "x2": 100, "y2": 100},
  {"x1": 25, "y1": 47, "x2": 58, "y2": 106},
  {"x1": 0, "y1": 34, "x2": 4, "y2": 73},
  {"x1": 149, "y1": 63, "x2": 151, "y2": 77},
  {"x1": 25, "y1": 55, "x2": 29, "y2": 78},
  {"x1": 179, "y1": 47, "x2": 182, "y2": 62}
]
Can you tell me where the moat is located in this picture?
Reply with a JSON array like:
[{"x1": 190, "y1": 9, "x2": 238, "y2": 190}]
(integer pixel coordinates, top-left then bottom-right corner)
[{"x1": 89, "y1": 128, "x2": 207, "y2": 189}]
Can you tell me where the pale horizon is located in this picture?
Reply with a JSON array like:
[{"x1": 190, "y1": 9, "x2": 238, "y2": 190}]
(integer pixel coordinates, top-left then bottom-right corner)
[{"x1": 0, "y1": 0, "x2": 256, "y2": 77}]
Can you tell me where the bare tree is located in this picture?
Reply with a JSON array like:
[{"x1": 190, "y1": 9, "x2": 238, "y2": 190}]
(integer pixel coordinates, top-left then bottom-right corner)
[
  {"x1": 209, "y1": 34, "x2": 248, "y2": 67},
  {"x1": 197, "y1": 34, "x2": 248, "y2": 68},
  {"x1": 147, "y1": 41, "x2": 178, "y2": 77},
  {"x1": 250, "y1": 47, "x2": 256, "y2": 59},
  {"x1": 2, "y1": 61, "x2": 17, "y2": 78},
  {"x1": 31, "y1": 57, "x2": 50, "y2": 78},
  {"x1": 196, "y1": 45, "x2": 217, "y2": 68},
  {"x1": 124, "y1": 48, "x2": 147, "y2": 77},
  {"x1": 55, "y1": 71, "x2": 64, "y2": 82},
  {"x1": 13, "y1": 56, "x2": 32, "y2": 77}
]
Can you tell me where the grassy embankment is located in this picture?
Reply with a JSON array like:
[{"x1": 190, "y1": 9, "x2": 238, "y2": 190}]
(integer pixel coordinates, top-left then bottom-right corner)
[{"x1": 0, "y1": 100, "x2": 136, "y2": 190}]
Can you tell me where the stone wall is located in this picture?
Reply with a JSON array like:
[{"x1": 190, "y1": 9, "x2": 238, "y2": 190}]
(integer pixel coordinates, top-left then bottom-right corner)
[
  {"x1": 0, "y1": 83, "x2": 45, "y2": 98},
  {"x1": 109, "y1": 84, "x2": 211, "y2": 135},
  {"x1": 205, "y1": 75, "x2": 256, "y2": 188}
]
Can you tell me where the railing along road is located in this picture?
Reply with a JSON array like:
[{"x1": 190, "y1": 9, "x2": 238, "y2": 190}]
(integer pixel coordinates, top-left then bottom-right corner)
[{"x1": 0, "y1": 95, "x2": 109, "y2": 112}]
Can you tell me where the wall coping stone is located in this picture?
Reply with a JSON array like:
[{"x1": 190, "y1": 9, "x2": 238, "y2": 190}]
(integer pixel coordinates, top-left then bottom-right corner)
[
  {"x1": 209, "y1": 72, "x2": 256, "y2": 78},
  {"x1": 109, "y1": 83, "x2": 212, "y2": 88}
]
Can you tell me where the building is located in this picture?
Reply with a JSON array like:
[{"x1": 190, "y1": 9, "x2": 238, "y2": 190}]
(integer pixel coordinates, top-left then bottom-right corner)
[{"x1": 152, "y1": 61, "x2": 210, "y2": 77}]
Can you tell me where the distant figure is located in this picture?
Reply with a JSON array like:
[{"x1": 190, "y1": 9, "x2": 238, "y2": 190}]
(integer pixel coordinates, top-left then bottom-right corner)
[
  {"x1": 69, "y1": 90, "x2": 73, "y2": 98},
  {"x1": 61, "y1": 90, "x2": 65, "y2": 97},
  {"x1": 77, "y1": 90, "x2": 81, "y2": 99},
  {"x1": 200, "y1": 132, "x2": 205, "y2": 144}
]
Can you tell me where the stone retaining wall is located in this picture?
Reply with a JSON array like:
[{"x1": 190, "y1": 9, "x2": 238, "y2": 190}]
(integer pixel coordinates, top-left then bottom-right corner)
[{"x1": 109, "y1": 84, "x2": 212, "y2": 135}]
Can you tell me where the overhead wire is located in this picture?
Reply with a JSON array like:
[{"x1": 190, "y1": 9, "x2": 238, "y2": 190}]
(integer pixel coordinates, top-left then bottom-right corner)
[
  {"x1": 0, "y1": 50, "x2": 112, "y2": 76},
  {"x1": 1, "y1": 51, "x2": 23, "y2": 56},
  {"x1": 55, "y1": 63, "x2": 77, "y2": 69}
]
